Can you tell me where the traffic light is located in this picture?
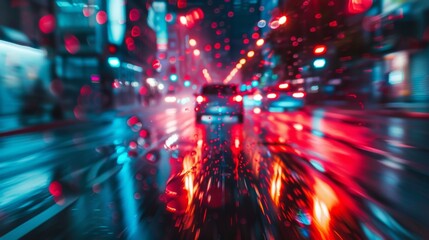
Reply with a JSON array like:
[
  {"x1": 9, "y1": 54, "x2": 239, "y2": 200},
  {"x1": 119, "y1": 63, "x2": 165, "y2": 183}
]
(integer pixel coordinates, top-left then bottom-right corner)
[
  {"x1": 170, "y1": 74, "x2": 178, "y2": 82},
  {"x1": 313, "y1": 58, "x2": 327, "y2": 68},
  {"x1": 313, "y1": 45, "x2": 327, "y2": 55},
  {"x1": 169, "y1": 65, "x2": 178, "y2": 81}
]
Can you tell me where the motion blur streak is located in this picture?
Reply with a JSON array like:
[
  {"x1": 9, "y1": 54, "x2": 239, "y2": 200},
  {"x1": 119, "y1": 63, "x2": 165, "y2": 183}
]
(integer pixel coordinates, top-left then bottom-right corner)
[{"x1": 1, "y1": 0, "x2": 429, "y2": 239}]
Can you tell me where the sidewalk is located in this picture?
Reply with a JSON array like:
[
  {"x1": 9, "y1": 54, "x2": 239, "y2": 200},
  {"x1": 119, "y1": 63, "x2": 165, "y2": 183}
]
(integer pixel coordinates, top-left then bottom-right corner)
[
  {"x1": 0, "y1": 104, "x2": 145, "y2": 138},
  {"x1": 306, "y1": 101, "x2": 429, "y2": 119}
]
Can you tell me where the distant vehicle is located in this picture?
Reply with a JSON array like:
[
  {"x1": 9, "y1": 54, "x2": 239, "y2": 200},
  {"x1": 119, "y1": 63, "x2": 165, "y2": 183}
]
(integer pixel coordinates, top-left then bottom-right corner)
[
  {"x1": 194, "y1": 84, "x2": 244, "y2": 123},
  {"x1": 261, "y1": 83, "x2": 305, "y2": 112},
  {"x1": 164, "y1": 88, "x2": 178, "y2": 104}
]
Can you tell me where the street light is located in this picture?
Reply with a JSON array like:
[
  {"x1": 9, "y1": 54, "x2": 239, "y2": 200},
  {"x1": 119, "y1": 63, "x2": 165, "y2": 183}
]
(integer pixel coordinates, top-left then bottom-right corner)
[
  {"x1": 279, "y1": 15, "x2": 287, "y2": 25},
  {"x1": 256, "y1": 39, "x2": 264, "y2": 47},
  {"x1": 193, "y1": 49, "x2": 200, "y2": 56},
  {"x1": 247, "y1": 51, "x2": 255, "y2": 58},
  {"x1": 179, "y1": 16, "x2": 187, "y2": 25},
  {"x1": 189, "y1": 38, "x2": 197, "y2": 47}
]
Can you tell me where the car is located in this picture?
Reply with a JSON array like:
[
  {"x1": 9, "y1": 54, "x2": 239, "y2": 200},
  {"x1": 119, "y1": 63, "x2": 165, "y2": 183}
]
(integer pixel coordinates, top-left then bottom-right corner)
[
  {"x1": 194, "y1": 84, "x2": 244, "y2": 123},
  {"x1": 261, "y1": 83, "x2": 305, "y2": 112},
  {"x1": 164, "y1": 88, "x2": 178, "y2": 104}
]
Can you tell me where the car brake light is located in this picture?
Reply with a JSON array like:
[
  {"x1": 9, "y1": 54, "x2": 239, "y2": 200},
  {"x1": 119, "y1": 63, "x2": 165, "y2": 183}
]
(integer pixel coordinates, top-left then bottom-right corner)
[
  {"x1": 233, "y1": 95, "x2": 243, "y2": 102},
  {"x1": 196, "y1": 95, "x2": 206, "y2": 103},
  {"x1": 292, "y1": 92, "x2": 305, "y2": 98},
  {"x1": 279, "y1": 83, "x2": 289, "y2": 89},
  {"x1": 267, "y1": 93, "x2": 277, "y2": 99},
  {"x1": 165, "y1": 96, "x2": 177, "y2": 102}
]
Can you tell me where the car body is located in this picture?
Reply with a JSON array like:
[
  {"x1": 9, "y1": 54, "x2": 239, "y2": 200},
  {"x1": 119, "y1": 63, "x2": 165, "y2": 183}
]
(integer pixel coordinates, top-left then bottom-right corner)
[
  {"x1": 261, "y1": 83, "x2": 305, "y2": 112},
  {"x1": 164, "y1": 88, "x2": 178, "y2": 104},
  {"x1": 195, "y1": 84, "x2": 244, "y2": 123}
]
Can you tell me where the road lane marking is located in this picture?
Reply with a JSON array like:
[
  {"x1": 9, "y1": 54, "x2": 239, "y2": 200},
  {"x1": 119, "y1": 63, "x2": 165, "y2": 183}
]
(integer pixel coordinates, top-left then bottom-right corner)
[{"x1": 1, "y1": 196, "x2": 78, "y2": 240}]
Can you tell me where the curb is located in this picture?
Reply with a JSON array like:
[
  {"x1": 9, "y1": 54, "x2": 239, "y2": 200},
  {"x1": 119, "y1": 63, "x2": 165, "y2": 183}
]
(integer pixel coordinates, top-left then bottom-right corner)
[{"x1": 0, "y1": 119, "x2": 84, "y2": 138}]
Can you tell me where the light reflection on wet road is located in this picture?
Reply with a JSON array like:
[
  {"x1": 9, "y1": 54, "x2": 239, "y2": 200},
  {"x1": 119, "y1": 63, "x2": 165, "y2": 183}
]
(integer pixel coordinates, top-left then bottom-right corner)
[{"x1": 1, "y1": 103, "x2": 428, "y2": 239}]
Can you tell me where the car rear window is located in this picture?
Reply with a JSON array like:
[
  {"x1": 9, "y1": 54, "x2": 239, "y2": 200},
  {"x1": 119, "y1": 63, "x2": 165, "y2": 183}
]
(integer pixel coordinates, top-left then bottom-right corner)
[{"x1": 202, "y1": 85, "x2": 237, "y2": 95}]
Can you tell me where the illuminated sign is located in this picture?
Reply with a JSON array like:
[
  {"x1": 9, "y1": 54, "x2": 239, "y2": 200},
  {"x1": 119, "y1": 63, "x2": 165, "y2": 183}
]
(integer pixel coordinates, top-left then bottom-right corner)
[
  {"x1": 148, "y1": 1, "x2": 168, "y2": 51},
  {"x1": 382, "y1": 0, "x2": 408, "y2": 13},
  {"x1": 108, "y1": 0, "x2": 126, "y2": 45}
]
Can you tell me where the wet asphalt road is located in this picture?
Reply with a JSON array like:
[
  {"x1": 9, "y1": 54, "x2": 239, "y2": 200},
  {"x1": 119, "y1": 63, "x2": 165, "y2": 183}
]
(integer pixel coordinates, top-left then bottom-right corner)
[{"x1": 1, "y1": 100, "x2": 428, "y2": 239}]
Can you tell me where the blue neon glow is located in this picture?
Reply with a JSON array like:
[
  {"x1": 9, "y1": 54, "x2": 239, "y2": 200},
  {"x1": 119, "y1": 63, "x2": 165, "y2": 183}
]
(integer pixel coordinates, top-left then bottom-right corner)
[
  {"x1": 240, "y1": 84, "x2": 247, "y2": 91},
  {"x1": 118, "y1": 161, "x2": 140, "y2": 237},
  {"x1": 108, "y1": 57, "x2": 120, "y2": 68},
  {"x1": 170, "y1": 74, "x2": 178, "y2": 81},
  {"x1": 184, "y1": 80, "x2": 191, "y2": 87},
  {"x1": 309, "y1": 159, "x2": 325, "y2": 172},
  {"x1": 251, "y1": 80, "x2": 259, "y2": 87},
  {"x1": 313, "y1": 58, "x2": 326, "y2": 68},
  {"x1": 108, "y1": 0, "x2": 126, "y2": 45}
]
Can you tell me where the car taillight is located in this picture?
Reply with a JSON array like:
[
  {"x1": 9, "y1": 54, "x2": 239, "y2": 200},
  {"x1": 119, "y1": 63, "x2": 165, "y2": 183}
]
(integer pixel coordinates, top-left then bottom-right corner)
[
  {"x1": 267, "y1": 93, "x2": 277, "y2": 99},
  {"x1": 279, "y1": 83, "x2": 289, "y2": 89},
  {"x1": 233, "y1": 95, "x2": 243, "y2": 102},
  {"x1": 196, "y1": 95, "x2": 206, "y2": 103},
  {"x1": 292, "y1": 92, "x2": 305, "y2": 98},
  {"x1": 165, "y1": 96, "x2": 177, "y2": 102}
]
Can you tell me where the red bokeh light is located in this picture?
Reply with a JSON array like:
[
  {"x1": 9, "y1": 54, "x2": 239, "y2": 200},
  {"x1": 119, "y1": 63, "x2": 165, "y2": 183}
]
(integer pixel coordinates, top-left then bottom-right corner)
[
  {"x1": 83, "y1": 6, "x2": 94, "y2": 17},
  {"x1": 165, "y1": 13, "x2": 173, "y2": 22},
  {"x1": 131, "y1": 26, "x2": 141, "y2": 37},
  {"x1": 204, "y1": 44, "x2": 212, "y2": 51},
  {"x1": 214, "y1": 43, "x2": 221, "y2": 49},
  {"x1": 243, "y1": 39, "x2": 249, "y2": 44},
  {"x1": 96, "y1": 11, "x2": 107, "y2": 24},
  {"x1": 39, "y1": 14, "x2": 55, "y2": 34},
  {"x1": 215, "y1": 53, "x2": 221, "y2": 59},
  {"x1": 139, "y1": 129, "x2": 148, "y2": 138},
  {"x1": 251, "y1": 32, "x2": 260, "y2": 39},
  {"x1": 129, "y1": 9, "x2": 140, "y2": 21},
  {"x1": 192, "y1": 8, "x2": 204, "y2": 21},
  {"x1": 152, "y1": 59, "x2": 161, "y2": 69},
  {"x1": 80, "y1": 85, "x2": 92, "y2": 96},
  {"x1": 139, "y1": 87, "x2": 147, "y2": 95},
  {"x1": 169, "y1": 56, "x2": 176, "y2": 63},
  {"x1": 329, "y1": 21, "x2": 338, "y2": 27},
  {"x1": 211, "y1": 22, "x2": 218, "y2": 28},
  {"x1": 113, "y1": 81, "x2": 120, "y2": 88},
  {"x1": 348, "y1": 0, "x2": 373, "y2": 14},
  {"x1": 49, "y1": 181, "x2": 62, "y2": 197},
  {"x1": 224, "y1": 45, "x2": 230, "y2": 51},
  {"x1": 177, "y1": 0, "x2": 187, "y2": 8},
  {"x1": 64, "y1": 35, "x2": 80, "y2": 54}
]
